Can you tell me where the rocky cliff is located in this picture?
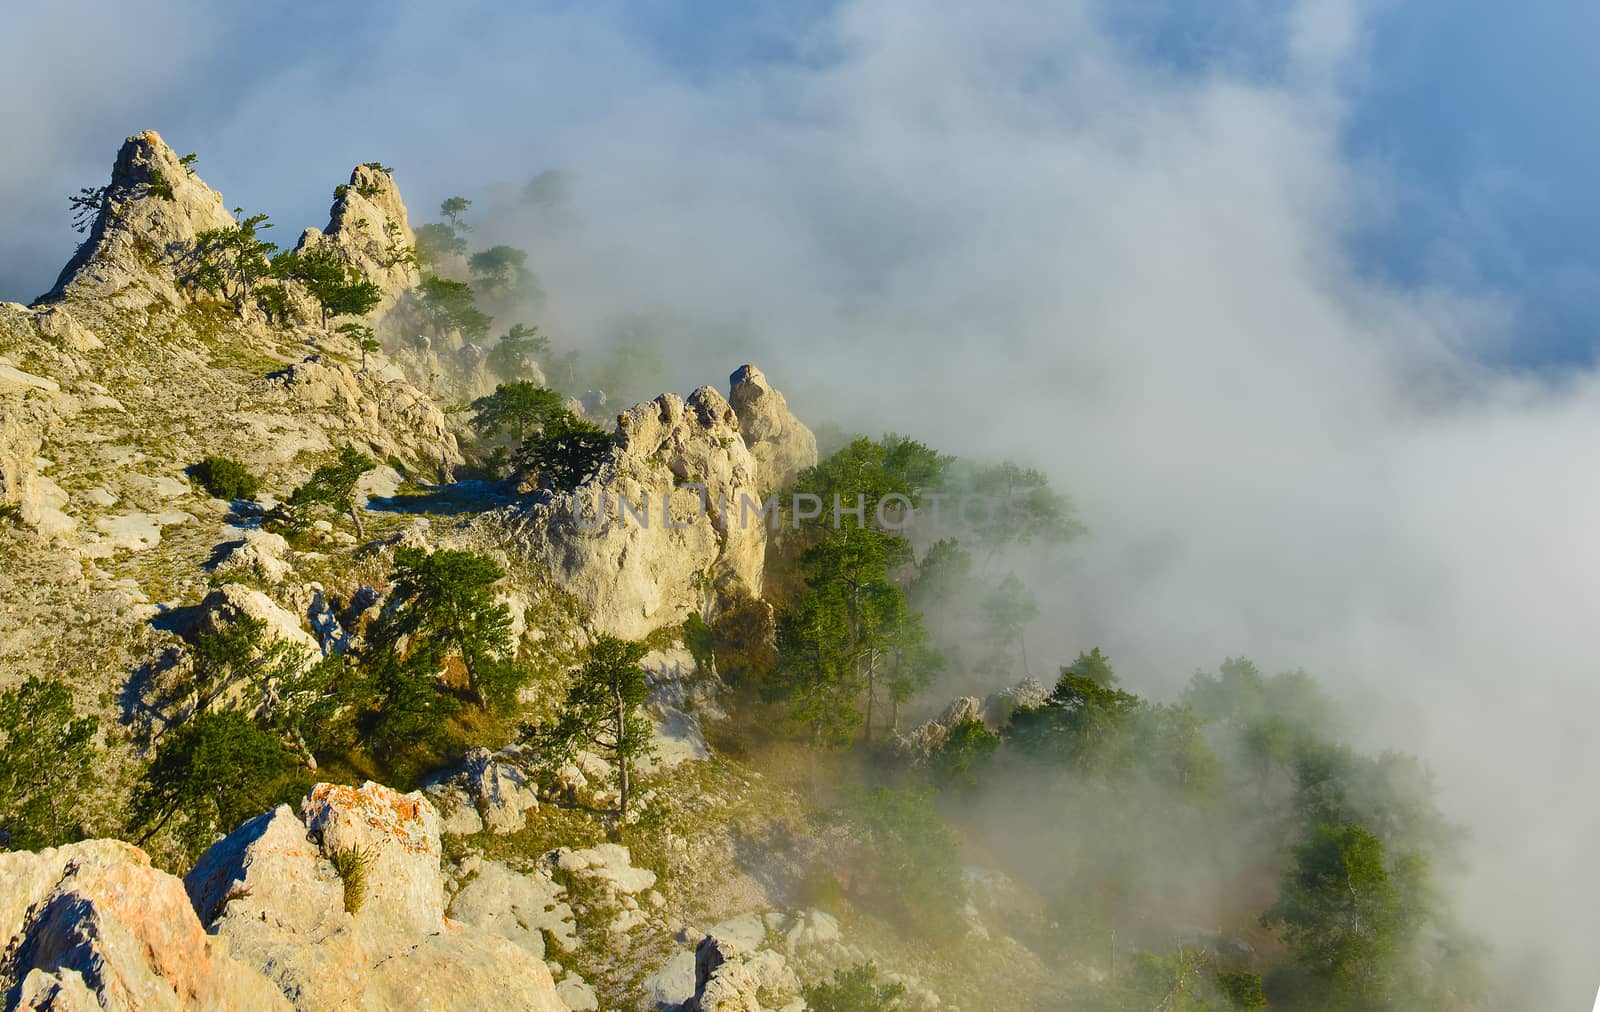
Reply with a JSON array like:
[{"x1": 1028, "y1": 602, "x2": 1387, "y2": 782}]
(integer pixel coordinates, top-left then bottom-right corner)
[
  {"x1": 1, "y1": 783, "x2": 569, "y2": 1011},
  {"x1": 497, "y1": 385, "x2": 770, "y2": 640}
]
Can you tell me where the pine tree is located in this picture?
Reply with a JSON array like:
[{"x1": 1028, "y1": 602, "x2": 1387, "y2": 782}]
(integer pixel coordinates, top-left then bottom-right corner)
[
  {"x1": 0, "y1": 677, "x2": 100, "y2": 850},
  {"x1": 523, "y1": 635, "x2": 655, "y2": 820}
]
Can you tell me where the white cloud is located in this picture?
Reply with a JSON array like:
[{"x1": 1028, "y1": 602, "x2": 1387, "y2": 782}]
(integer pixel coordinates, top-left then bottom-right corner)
[{"x1": 2, "y1": 0, "x2": 1591, "y2": 1002}]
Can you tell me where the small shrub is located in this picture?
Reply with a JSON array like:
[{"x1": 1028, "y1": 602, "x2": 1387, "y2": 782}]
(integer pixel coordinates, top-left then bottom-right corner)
[
  {"x1": 804, "y1": 963, "x2": 906, "y2": 1012},
  {"x1": 330, "y1": 845, "x2": 374, "y2": 914},
  {"x1": 147, "y1": 167, "x2": 175, "y2": 200},
  {"x1": 0, "y1": 502, "x2": 20, "y2": 526},
  {"x1": 191, "y1": 456, "x2": 261, "y2": 501}
]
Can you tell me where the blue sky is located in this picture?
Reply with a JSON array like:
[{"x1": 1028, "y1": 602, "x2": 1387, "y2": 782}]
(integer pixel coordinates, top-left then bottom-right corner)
[{"x1": 2, "y1": 0, "x2": 1595, "y2": 366}]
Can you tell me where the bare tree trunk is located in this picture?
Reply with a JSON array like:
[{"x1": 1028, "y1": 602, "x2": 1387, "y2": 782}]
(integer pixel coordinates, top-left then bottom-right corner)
[{"x1": 613, "y1": 682, "x2": 630, "y2": 820}]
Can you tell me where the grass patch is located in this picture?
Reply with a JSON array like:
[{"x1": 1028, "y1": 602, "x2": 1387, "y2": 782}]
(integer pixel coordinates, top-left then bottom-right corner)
[{"x1": 330, "y1": 844, "x2": 375, "y2": 914}]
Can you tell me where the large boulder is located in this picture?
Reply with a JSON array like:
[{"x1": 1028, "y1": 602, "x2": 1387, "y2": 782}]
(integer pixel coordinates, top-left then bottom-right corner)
[
  {"x1": 895, "y1": 696, "x2": 983, "y2": 760},
  {"x1": 0, "y1": 839, "x2": 290, "y2": 1011},
  {"x1": 446, "y1": 859, "x2": 577, "y2": 959},
  {"x1": 192, "y1": 584, "x2": 319, "y2": 653},
  {"x1": 297, "y1": 782, "x2": 445, "y2": 947},
  {"x1": 185, "y1": 782, "x2": 570, "y2": 1011},
  {"x1": 506, "y1": 386, "x2": 765, "y2": 639},
  {"x1": 258, "y1": 357, "x2": 462, "y2": 479},
  {"x1": 423, "y1": 747, "x2": 540, "y2": 836},
  {"x1": 727, "y1": 365, "x2": 817, "y2": 494},
  {"x1": 682, "y1": 934, "x2": 802, "y2": 1012}
]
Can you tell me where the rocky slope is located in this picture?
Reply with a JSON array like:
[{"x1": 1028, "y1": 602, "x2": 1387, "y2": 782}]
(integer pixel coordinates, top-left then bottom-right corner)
[{"x1": 0, "y1": 130, "x2": 1050, "y2": 1012}]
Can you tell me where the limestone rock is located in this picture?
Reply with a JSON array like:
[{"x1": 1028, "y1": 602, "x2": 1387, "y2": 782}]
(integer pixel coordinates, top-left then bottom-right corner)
[
  {"x1": 29, "y1": 305, "x2": 102, "y2": 353},
  {"x1": 556, "y1": 974, "x2": 599, "y2": 1011},
  {"x1": 552, "y1": 843, "x2": 655, "y2": 892},
  {"x1": 644, "y1": 949, "x2": 699, "y2": 1008},
  {"x1": 896, "y1": 696, "x2": 983, "y2": 760},
  {"x1": 0, "y1": 839, "x2": 290, "y2": 1011},
  {"x1": 503, "y1": 386, "x2": 764, "y2": 639},
  {"x1": 193, "y1": 584, "x2": 319, "y2": 653},
  {"x1": 683, "y1": 934, "x2": 801, "y2": 1012},
  {"x1": 361, "y1": 924, "x2": 566, "y2": 1012},
  {"x1": 980, "y1": 676, "x2": 1049, "y2": 730},
  {"x1": 210, "y1": 528, "x2": 292, "y2": 584},
  {"x1": 447, "y1": 859, "x2": 577, "y2": 959},
  {"x1": 425, "y1": 747, "x2": 540, "y2": 835},
  {"x1": 0, "y1": 396, "x2": 46, "y2": 527},
  {"x1": 43, "y1": 130, "x2": 237, "y2": 310},
  {"x1": 298, "y1": 782, "x2": 444, "y2": 947},
  {"x1": 185, "y1": 782, "x2": 571, "y2": 1011},
  {"x1": 547, "y1": 750, "x2": 619, "y2": 811},
  {"x1": 183, "y1": 807, "x2": 361, "y2": 1010},
  {"x1": 294, "y1": 164, "x2": 420, "y2": 317},
  {"x1": 259, "y1": 357, "x2": 462, "y2": 479},
  {"x1": 727, "y1": 365, "x2": 817, "y2": 494}
]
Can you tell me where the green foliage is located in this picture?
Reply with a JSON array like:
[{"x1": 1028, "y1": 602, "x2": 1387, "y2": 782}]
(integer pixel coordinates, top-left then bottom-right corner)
[
  {"x1": 69, "y1": 185, "x2": 106, "y2": 234},
  {"x1": 907, "y1": 538, "x2": 971, "y2": 612},
  {"x1": 440, "y1": 195, "x2": 472, "y2": 229},
  {"x1": 382, "y1": 218, "x2": 417, "y2": 269},
  {"x1": 179, "y1": 152, "x2": 199, "y2": 174},
  {"x1": 177, "y1": 617, "x2": 346, "y2": 764},
  {"x1": 470, "y1": 245, "x2": 542, "y2": 304},
  {"x1": 184, "y1": 210, "x2": 277, "y2": 311},
  {"x1": 939, "y1": 458, "x2": 1085, "y2": 550},
  {"x1": 191, "y1": 455, "x2": 260, "y2": 501},
  {"x1": 522, "y1": 635, "x2": 655, "y2": 818},
  {"x1": 419, "y1": 275, "x2": 492, "y2": 340},
  {"x1": 0, "y1": 677, "x2": 100, "y2": 850},
  {"x1": 278, "y1": 245, "x2": 382, "y2": 327},
  {"x1": 337, "y1": 322, "x2": 381, "y2": 370},
  {"x1": 516, "y1": 410, "x2": 611, "y2": 491},
  {"x1": 1094, "y1": 947, "x2": 1235, "y2": 1011},
  {"x1": 147, "y1": 167, "x2": 175, "y2": 200},
  {"x1": 487, "y1": 324, "x2": 552, "y2": 381},
  {"x1": 470, "y1": 381, "x2": 564, "y2": 441},
  {"x1": 1065, "y1": 646, "x2": 1119, "y2": 686},
  {"x1": 803, "y1": 962, "x2": 907, "y2": 1012},
  {"x1": 129, "y1": 710, "x2": 301, "y2": 864},
  {"x1": 363, "y1": 161, "x2": 395, "y2": 174},
  {"x1": 0, "y1": 502, "x2": 19, "y2": 526},
  {"x1": 367, "y1": 547, "x2": 525, "y2": 713},
  {"x1": 282, "y1": 444, "x2": 377, "y2": 538},
  {"x1": 1216, "y1": 971, "x2": 1267, "y2": 1009},
  {"x1": 1261, "y1": 822, "x2": 1417, "y2": 1009},
  {"x1": 1005, "y1": 662, "x2": 1144, "y2": 775},
  {"x1": 769, "y1": 436, "x2": 950, "y2": 744},
  {"x1": 333, "y1": 182, "x2": 350, "y2": 202},
  {"x1": 930, "y1": 717, "x2": 1000, "y2": 787},
  {"x1": 256, "y1": 282, "x2": 293, "y2": 324},
  {"x1": 413, "y1": 223, "x2": 465, "y2": 267},
  {"x1": 835, "y1": 786, "x2": 962, "y2": 931},
  {"x1": 331, "y1": 845, "x2": 374, "y2": 913},
  {"x1": 683, "y1": 613, "x2": 716, "y2": 677},
  {"x1": 709, "y1": 596, "x2": 778, "y2": 688},
  {"x1": 976, "y1": 572, "x2": 1040, "y2": 678}
]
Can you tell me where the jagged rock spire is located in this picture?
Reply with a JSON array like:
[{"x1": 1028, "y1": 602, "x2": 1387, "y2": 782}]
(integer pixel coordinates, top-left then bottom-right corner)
[
  {"x1": 294, "y1": 162, "x2": 421, "y2": 315},
  {"x1": 43, "y1": 130, "x2": 235, "y2": 308}
]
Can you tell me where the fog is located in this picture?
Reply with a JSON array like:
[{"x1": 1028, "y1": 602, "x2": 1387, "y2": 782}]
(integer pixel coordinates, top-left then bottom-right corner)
[{"x1": 5, "y1": 0, "x2": 1595, "y2": 1004}]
